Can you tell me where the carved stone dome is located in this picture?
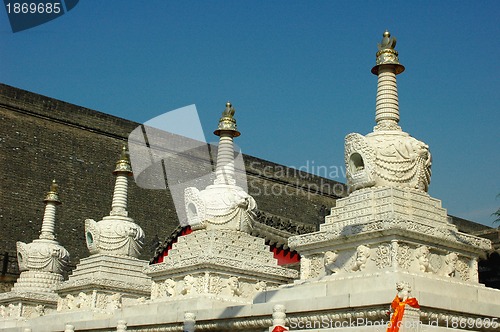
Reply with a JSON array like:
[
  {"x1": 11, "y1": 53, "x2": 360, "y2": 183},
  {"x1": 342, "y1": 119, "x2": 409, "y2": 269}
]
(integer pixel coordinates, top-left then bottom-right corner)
[
  {"x1": 17, "y1": 239, "x2": 70, "y2": 275},
  {"x1": 85, "y1": 216, "x2": 145, "y2": 258}
]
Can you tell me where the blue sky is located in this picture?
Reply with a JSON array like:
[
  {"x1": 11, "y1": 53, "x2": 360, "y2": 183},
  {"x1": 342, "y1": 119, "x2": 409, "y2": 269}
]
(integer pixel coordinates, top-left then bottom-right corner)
[{"x1": 1, "y1": 1, "x2": 499, "y2": 226}]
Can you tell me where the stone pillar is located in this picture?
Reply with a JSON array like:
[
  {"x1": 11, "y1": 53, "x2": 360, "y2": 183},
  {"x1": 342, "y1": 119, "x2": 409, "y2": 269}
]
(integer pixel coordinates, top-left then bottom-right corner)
[
  {"x1": 64, "y1": 324, "x2": 75, "y2": 332},
  {"x1": 117, "y1": 320, "x2": 127, "y2": 331},
  {"x1": 269, "y1": 304, "x2": 288, "y2": 332},
  {"x1": 183, "y1": 312, "x2": 196, "y2": 332},
  {"x1": 399, "y1": 306, "x2": 421, "y2": 332}
]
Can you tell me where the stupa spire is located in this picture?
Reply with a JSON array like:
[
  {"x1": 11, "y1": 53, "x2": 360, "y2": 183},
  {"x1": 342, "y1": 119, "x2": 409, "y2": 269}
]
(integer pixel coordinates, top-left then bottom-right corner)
[
  {"x1": 371, "y1": 30, "x2": 405, "y2": 131},
  {"x1": 184, "y1": 101, "x2": 256, "y2": 232},
  {"x1": 110, "y1": 145, "x2": 133, "y2": 217},
  {"x1": 39, "y1": 179, "x2": 62, "y2": 240},
  {"x1": 16, "y1": 180, "x2": 70, "y2": 280},
  {"x1": 85, "y1": 144, "x2": 145, "y2": 257},
  {"x1": 213, "y1": 102, "x2": 240, "y2": 186}
]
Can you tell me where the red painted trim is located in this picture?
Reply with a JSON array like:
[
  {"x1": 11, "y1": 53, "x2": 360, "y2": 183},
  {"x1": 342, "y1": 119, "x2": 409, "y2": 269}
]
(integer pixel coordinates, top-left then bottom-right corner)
[
  {"x1": 269, "y1": 243, "x2": 300, "y2": 265},
  {"x1": 151, "y1": 226, "x2": 192, "y2": 264}
]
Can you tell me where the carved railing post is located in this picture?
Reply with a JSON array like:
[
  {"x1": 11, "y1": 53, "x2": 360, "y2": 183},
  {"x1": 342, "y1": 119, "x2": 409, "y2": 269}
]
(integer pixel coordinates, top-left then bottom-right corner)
[{"x1": 183, "y1": 312, "x2": 196, "y2": 332}]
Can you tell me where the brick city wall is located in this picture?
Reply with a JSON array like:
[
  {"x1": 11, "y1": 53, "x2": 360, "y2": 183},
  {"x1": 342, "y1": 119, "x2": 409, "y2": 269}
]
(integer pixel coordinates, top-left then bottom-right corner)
[{"x1": 0, "y1": 83, "x2": 345, "y2": 270}]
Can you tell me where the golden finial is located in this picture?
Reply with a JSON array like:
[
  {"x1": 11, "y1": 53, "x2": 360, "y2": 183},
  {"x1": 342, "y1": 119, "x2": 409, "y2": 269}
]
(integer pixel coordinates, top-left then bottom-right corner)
[
  {"x1": 371, "y1": 30, "x2": 405, "y2": 75},
  {"x1": 214, "y1": 101, "x2": 240, "y2": 137},
  {"x1": 113, "y1": 144, "x2": 133, "y2": 175},
  {"x1": 44, "y1": 179, "x2": 61, "y2": 204}
]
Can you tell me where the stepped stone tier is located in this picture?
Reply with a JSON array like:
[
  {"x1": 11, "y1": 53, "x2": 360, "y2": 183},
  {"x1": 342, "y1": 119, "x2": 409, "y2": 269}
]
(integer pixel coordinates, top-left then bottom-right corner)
[
  {"x1": 56, "y1": 147, "x2": 151, "y2": 313},
  {"x1": 146, "y1": 103, "x2": 297, "y2": 304},
  {"x1": 0, "y1": 181, "x2": 70, "y2": 319}
]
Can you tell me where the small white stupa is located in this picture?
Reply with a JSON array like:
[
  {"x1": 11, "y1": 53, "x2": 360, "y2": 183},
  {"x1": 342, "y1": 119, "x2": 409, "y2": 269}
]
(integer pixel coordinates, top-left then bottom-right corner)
[
  {"x1": 145, "y1": 102, "x2": 297, "y2": 304},
  {"x1": 287, "y1": 30, "x2": 499, "y2": 329},
  {"x1": 56, "y1": 146, "x2": 151, "y2": 312},
  {"x1": 0, "y1": 180, "x2": 70, "y2": 319}
]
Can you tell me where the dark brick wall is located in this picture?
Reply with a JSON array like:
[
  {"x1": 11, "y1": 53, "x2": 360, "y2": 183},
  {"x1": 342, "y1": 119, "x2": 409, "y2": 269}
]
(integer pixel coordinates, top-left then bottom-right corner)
[{"x1": 0, "y1": 83, "x2": 345, "y2": 270}]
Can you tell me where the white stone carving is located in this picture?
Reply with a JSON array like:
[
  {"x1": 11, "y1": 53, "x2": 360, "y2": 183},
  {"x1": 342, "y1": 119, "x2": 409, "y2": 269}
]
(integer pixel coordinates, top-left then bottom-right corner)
[
  {"x1": 441, "y1": 252, "x2": 458, "y2": 277},
  {"x1": 184, "y1": 103, "x2": 257, "y2": 233},
  {"x1": 85, "y1": 217, "x2": 144, "y2": 258},
  {"x1": 84, "y1": 147, "x2": 145, "y2": 258},
  {"x1": 352, "y1": 245, "x2": 371, "y2": 272},
  {"x1": 15, "y1": 181, "x2": 70, "y2": 286},
  {"x1": 116, "y1": 320, "x2": 127, "y2": 331},
  {"x1": 184, "y1": 185, "x2": 256, "y2": 232},
  {"x1": 373, "y1": 244, "x2": 391, "y2": 269},
  {"x1": 323, "y1": 251, "x2": 339, "y2": 275},
  {"x1": 395, "y1": 281, "x2": 412, "y2": 301},
  {"x1": 106, "y1": 293, "x2": 122, "y2": 311},
  {"x1": 345, "y1": 34, "x2": 431, "y2": 194},
  {"x1": 227, "y1": 277, "x2": 243, "y2": 297},
  {"x1": 183, "y1": 312, "x2": 196, "y2": 332},
  {"x1": 16, "y1": 241, "x2": 69, "y2": 275},
  {"x1": 145, "y1": 230, "x2": 297, "y2": 301},
  {"x1": 345, "y1": 130, "x2": 432, "y2": 193},
  {"x1": 415, "y1": 245, "x2": 430, "y2": 273},
  {"x1": 255, "y1": 281, "x2": 267, "y2": 292},
  {"x1": 270, "y1": 304, "x2": 287, "y2": 332},
  {"x1": 64, "y1": 325, "x2": 75, "y2": 332},
  {"x1": 181, "y1": 275, "x2": 197, "y2": 295}
]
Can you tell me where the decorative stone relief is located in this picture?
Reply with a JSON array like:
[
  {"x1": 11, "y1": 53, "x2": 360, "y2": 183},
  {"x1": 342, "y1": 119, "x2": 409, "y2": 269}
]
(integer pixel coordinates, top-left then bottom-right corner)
[
  {"x1": 352, "y1": 245, "x2": 371, "y2": 272},
  {"x1": 181, "y1": 275, "x2": 198, "y2": 295},
  {"x1": 227, "y1": 277, "x2": 243, "y2": 297},
  {"x1": 345, "y1": 133, "x2": 432, "y2": 193},
  {"x1": 18, "y1": 304, "x2": 46, "y2": 319},
  {"x1": 105, "y1": 293, "x2": 122, "y2": 311},
  {"x1": 0, "y1": 303, "x2": 21, "y2": 319},
  {"x1": 17, "y1": 242, "x2": 69, "y2": 275},
  {"x1": 209, "y1": 275, "x2": 224, "y2": 296},
  {"x1": 85, "y1": 217, "x2": 145, "y2": 258},
  {"x1": 428, "y1": 252, "x2": 442, "y2": 273},
  {"x1": 440, "y1": 252, "x2": 458, "y2": 278},
  {"x1": 58, "y1": 291, "x2": 126, "y2": 312},
  {"x1": 344, "y1": 133, "x2": 377, "y2": 191},
  {"x1": 397, "y1": 243, "x2": 413, "y2": 269},
  {"x1": 306, "y1": 254, "x2": 325, "y2": 278},
  {"x1": 414, "y1": 245, "x2": 430, "y2": 273},
  {"x1": 291, "y1": 211, "x2": 491, "y2": 253},
  {"x1": 455, "y1": 257, "x2": 471, "y2": 282},
  {"x1": 323, "y1": 251, "x2": 339, "y2": 275},
  {"x1": 184, "y1": 185, "x2": 257, "y2": 232},
  {"x1": 373, "y1": 244, "x2": 391, "y2": 269},
  {"x1": 255, "y1": 281, "x2": 267, "y2": 292}
]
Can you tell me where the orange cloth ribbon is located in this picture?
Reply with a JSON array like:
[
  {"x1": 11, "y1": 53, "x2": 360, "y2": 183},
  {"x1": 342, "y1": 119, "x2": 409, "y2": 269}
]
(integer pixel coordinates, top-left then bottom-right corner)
[
  {"x1": 272, "y1": 326, "x2": 288, "y2": 332},
  {"x1": 386, "y1": 296, "x2": 420, "y2": 332}
]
